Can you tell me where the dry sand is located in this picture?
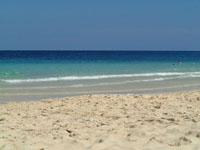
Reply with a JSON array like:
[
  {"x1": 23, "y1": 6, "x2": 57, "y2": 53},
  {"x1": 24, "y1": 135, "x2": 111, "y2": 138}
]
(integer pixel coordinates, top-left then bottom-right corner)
[{"x1": 1, "y1": 90, "x2": 200, "y2": 150}]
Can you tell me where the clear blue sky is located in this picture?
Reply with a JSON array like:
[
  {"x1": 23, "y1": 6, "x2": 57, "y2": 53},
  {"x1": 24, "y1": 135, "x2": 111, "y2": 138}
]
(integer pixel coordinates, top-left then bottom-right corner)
[{"x1": 0, "y1": 0, "x2": 200, "y2": 50}]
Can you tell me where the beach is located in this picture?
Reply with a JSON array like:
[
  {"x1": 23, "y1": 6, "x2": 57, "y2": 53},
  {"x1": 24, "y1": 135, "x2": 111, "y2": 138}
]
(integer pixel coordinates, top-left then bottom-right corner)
[
  {"x1": 1, "y1": 0, "x2": 200, "y2": 148},
  {"x1": 1, "y1": 90, "x2": 200, "y2": 150}
]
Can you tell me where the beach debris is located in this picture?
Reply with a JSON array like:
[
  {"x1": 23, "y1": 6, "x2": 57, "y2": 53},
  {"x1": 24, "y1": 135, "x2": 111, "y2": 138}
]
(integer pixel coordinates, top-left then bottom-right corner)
[
  {"x1": 129, "y1": 125, "x2": 135, "y2": 128},
  {"x1": 98, "y1": 139, "x2": 104, "y2": 143},
  {"x1": 196, "y1": 133, "x2": 200, "y2": 138},
  {"x1": 166, "y1": 118, "x2": 175, "y2": 122},
  {"x1": 192, "y1": 119, "x2": 197, "y2": 123},
  {"x1": 111, "y1": 116, "x2": 120, "y2": 120},
  {"x1": 69, "y1": 133, "x2": 76, "y2": 137},
  {"x1": 66, "y1": 129, "x2": 72, "y2": 134},
  {"x1": 0, "y1": 118, "x2": 5, "y2": 121},
  {"x1": 174, "y1": 136, "x2": 192, "y2": 146},
  {"x1": 185, "y1": 130, "x2": 193, "y2": 135},
  {"x1": 146, "y1": 137, "x2": 164, "y2": 144},
  {"x1": 154, "y1": 103, "x2": 161, "y2": 109},
  {"x1": 100, "y1": 123, "x2": 105, "y2": 126}
]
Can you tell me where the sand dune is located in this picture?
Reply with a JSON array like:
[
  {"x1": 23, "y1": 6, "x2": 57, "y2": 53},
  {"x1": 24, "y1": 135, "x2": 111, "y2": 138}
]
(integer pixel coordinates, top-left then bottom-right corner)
[{"x1": 1, "y1": 91, "x2": 200, "y2": 150}]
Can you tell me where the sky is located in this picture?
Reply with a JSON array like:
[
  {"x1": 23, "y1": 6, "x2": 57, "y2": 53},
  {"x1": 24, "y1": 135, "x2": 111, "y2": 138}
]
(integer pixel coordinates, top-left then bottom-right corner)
[{"x1": 0, "y1": 0, "x2": 200, "y2": 50}]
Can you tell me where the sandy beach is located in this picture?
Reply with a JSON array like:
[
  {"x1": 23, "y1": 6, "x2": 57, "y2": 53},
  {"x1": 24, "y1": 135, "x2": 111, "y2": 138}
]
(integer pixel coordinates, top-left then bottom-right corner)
[{"x1": 1, "y1": 90, "x2": 200, "y2": 150}]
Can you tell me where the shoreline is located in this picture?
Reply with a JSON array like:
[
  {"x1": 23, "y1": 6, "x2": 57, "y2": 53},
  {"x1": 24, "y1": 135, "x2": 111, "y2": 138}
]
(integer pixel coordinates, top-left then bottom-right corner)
[
  {"x1": 1, "y1": 84, "x2": 200, "y2": 104},
  {"x1": 1, "y1": 90, "x2": 200, "y2": 149}
]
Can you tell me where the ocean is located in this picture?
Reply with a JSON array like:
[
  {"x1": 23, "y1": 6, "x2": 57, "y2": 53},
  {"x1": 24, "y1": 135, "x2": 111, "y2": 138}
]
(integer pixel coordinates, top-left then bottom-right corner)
[{"x1": 1, "y1": 50, "x2": 200, "y2": 103}]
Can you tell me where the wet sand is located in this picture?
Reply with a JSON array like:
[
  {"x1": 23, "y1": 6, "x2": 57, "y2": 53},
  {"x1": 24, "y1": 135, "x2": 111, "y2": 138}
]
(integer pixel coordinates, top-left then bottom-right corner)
[{"x1": 1, "y1": 90, "x2": 200, "y2": 150}]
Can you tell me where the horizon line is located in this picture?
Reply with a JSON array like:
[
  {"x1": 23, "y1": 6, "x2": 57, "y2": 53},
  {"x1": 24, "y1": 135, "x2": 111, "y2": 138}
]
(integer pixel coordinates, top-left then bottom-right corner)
[{"x1": 1, "y1": 49, "x2": 200, "y2": 51}]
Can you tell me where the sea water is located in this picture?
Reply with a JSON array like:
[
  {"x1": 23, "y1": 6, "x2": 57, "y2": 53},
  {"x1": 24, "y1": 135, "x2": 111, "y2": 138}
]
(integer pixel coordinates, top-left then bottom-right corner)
[{"x1": 1, "y1": 51, "x2": 200, "y2": 103}]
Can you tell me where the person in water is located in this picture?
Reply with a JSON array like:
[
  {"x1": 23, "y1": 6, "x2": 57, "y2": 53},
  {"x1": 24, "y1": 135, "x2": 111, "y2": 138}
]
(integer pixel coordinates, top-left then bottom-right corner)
[{"x1": 178, "y1": 60, "x2": 181, "y2": 65}]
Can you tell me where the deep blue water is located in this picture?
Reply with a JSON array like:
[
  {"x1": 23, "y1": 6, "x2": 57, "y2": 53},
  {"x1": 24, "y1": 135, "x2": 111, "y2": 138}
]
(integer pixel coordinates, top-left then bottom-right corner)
[{"x1": 1, "y1": 50, "x2": 200, "y2": 62}]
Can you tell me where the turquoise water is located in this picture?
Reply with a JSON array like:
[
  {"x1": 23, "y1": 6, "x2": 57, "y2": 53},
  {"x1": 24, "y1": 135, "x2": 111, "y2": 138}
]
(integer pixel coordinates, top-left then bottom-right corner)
[{"x1": 1, "y1": 51, "x2": 200, "y2": 103}]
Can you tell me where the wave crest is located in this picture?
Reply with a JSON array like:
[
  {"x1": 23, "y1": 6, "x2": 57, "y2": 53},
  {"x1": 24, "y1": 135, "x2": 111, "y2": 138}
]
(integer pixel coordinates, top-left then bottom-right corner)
[{"x1": 1, "y1": 72, "x2": 200, "y2": 83}]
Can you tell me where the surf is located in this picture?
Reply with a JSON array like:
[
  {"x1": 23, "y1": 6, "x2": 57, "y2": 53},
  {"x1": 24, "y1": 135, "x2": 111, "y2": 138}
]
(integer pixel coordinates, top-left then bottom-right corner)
[{"x1": 2, "y1": 72, "x2": 200, "y2": 83}]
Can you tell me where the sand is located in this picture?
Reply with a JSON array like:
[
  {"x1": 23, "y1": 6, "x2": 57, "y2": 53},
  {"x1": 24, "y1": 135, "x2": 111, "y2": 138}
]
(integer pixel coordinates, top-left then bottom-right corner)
[{"x1": 1, "y1": 90, "x2": 200, "y2": 150}]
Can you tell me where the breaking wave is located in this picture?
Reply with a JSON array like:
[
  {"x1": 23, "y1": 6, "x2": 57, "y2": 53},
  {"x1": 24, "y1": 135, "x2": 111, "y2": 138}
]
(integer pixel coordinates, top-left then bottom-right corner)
[{"x1": 1, "y1": 72, "x2": 200, "y2": 83}]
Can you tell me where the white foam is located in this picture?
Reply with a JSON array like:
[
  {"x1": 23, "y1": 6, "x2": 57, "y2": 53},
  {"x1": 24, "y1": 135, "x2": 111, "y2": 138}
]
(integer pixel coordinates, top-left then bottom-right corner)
[{"x1": 1, "y1": 72, "x2": 200, "y2": 83}]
